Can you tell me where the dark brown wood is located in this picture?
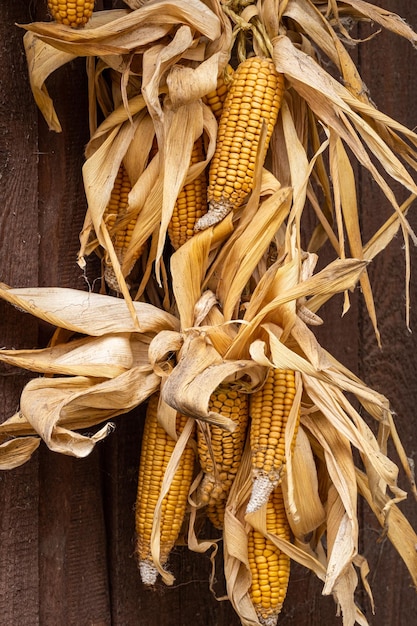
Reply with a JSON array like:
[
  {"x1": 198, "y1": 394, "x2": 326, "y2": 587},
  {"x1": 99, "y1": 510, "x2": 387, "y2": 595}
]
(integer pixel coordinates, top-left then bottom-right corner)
[
  {"x1": 0, "y1": 2, "x2": 41, "y2": 625},
  {"x1": 355, "y1": 2, "x2": 417, "y2": 623},
  {"x1": 1, "y1": 1, "x2": 417, "y2": 625}
]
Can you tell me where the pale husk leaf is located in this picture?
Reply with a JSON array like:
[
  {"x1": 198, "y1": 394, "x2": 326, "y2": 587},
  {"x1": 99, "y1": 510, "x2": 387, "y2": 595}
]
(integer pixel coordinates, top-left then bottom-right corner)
[
  {"x1": 0, "y1": 366, "x2": 160, "y2": 453},
  {"x1": 272, "y1": 34, "x2": 417, "y2": 233},
  {"x1": 22, "y1": 31, "x2": 75, "y2": 132},
  {"x1": 0, "y1": 285, "x2": 179, "y2": 336},
  {"x1": 171, "y1": 215, "x2": 234, "y2": 330},
  {"x1": 225, "y1": 258, "x2": 368, "y2": 360},
  {"x1": 20, "y1": 1, "x2": 221, "y2": 55},
  {"x1": 341, "y1": 0, "x2": 417, "y2": 43},
  {"x1": 332, "y1": 134, "x2": 379, "y2": 341},
  {"x1": 0, "y1": 334, "x2": 138, "y2": 378},
  {"x1": 155, "y1": 99, "x2": 204, "y2": 274},
  {"x1": 217, "y1": 187, "x2": 293, "y2": 321},
  {"x1": 0, "y1": 437, "x2": 41, "y2": 470},
  {"x1": 301, "y1": 384, "x2": 405, "y2": 510},
  {"x1": 356, "y1": 468, "x2": 417, "y2": 589},
  {"x1": 141, "y1": 25, "x2": 195, "y2": 125},
  {"x1": 282, "y1": 425, "x2": 326, "y2": 536}
]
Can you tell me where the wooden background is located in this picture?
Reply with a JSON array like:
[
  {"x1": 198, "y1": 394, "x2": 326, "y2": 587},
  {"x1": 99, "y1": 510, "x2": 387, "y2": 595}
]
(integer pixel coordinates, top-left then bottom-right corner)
[{"x1": 1, "y1": 1, "x2": 417, "y2": 624}]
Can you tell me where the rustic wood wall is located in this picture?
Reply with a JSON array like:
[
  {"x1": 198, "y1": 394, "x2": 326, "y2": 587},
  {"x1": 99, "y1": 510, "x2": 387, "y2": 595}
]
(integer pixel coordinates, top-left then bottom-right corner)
[{"x1": 1, "y1": 1, "x2": 417, "y2": 624}]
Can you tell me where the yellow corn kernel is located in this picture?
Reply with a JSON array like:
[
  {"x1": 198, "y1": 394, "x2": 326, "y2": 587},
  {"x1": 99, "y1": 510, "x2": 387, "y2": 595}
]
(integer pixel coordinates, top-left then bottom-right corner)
[
  {"x1": 135, "y1": 394, "x2": 195, "y2": 585},
  {"x1": 103, "y1": 163, "x2": 143, "y2": 292},
  {"x1": 195, "y1": 56, "x2": 284, "y2": 231},
  {"x1": 196, "y1": 386, "x2": 249, "y2": 529},
  {"x1": 203, "y1": 64, "x2": 235, "y2": 120},
  {"x1": 47, "y1": 0, "x2": 94, "y2": 27},
  {"x1": 247, "y1": 369, "x2": 300, "y2": 513},
  {"x1": 248, "y1": 486, "x2": 291, "y2": 625},
  {"x1": 167, "y1": 138, "x2": 208, "y2": 250}
]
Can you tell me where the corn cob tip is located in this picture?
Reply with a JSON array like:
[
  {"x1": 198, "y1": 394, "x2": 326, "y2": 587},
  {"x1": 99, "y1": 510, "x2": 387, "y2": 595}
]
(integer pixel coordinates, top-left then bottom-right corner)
[
  {"x1": 258, "y1": 613, "x2": 280, "y2": 626},
  {"x1": 139, "y1": 559, "x2": 158, "y2": 586},
  {"x1": 246, "y1": 474, "x2": 276, "y2": 514},
  {"x1": 194, "y1": 200, "x2": 231, "y2": 231},
  {"x1": 104, "y1": 264, "x2": 130, "y2": 293}
]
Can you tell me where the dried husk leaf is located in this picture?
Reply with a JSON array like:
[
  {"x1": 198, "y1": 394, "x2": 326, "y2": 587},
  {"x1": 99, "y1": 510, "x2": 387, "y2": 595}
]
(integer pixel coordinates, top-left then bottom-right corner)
[
  {"x1": 148, "y1": 329, "x2": 183, "y2": 378},
  {"x1": 0, "y1": 285, "x2": 179, "y2": 336},
  {"x1": 341, "y1": 0, "x2": 417, "y2": 43},
  {"x1": 301, "y1": 384, "x2": 405, "y2": 512},
  {"x1": 141, "y1": 25, "x2": 195, "y2": 124},
  {"x1": 155, "y1": 99, "x2": 204, "y2": 274},
  {"x1": 280, "y1": 98, "x2": 328, "y2": 252},
  {"x1": 167, "y1": 52, "x2": 223, "y2": 108},
  {"x1": 20, "y1": 1, "x2": 221, "y2": 55},
  {"x1": 0, "y1": 376, "x2": 112, "y2": 454},
  {"x1": 217, "y1": 187, "x2": 293, "y2": 321},
  {"x1": 80, "y1": 108, "x2": 147, "y2": 307},
  {"x1": 0, "y1": 365, "x2": 159, "y2": 454},
  {"x1": 319, "y1": 439, "x2": 358, "y2": 596},
  {"x1": 0, "y1": 333, "x2": 138, "y2": 378},
  {"x1": 282, "y1": 425, "x2": 326, "y2": 536},
  {"x1": 22, "y1": 31, "x2": 75, "y2": 132},
  {"x1": 356, "y1": 468, "x2": 417, "y2": 589},
  {"x1": 121, "y1": 102, "x2": 218, "y2": 286},
  {"x1": 225, "y1": 258, "x2": 368, "y2": 359},
  {"x1": 363, "y1": 194, "x2": 416, "y2": 263},
  {"x1": 325, "y1": 486, "x2": 368, "y2": 626},
  {"x1": 171, "y1": 214, "x2": 234, "y2": 330},
  {"x1": 332, "y1": 134, "x2": 379, "y2": 339},
  {"x1": 0, "y1": 437, "x2": 41, "y2": 470},
  {"x1": 272, "y1": 35, "x2": 417, "y2": 212},
  {"x1": 283, "y1": 0, "x2": 365, "y2": 100}
]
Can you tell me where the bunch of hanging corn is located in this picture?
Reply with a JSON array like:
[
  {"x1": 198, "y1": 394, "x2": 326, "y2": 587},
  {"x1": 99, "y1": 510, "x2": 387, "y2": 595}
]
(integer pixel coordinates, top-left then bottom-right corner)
[{"x1": 8, "y1": 2, "x2": 417, "y2": 626}]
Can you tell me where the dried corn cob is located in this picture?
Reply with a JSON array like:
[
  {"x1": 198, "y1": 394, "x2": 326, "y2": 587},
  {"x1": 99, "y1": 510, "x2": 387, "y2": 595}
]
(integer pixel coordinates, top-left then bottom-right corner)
[
  {"x1": 48, "y1": 0, "x2": 95, "y2": 27},
  {"x1": 103, "y1": 163, "x2": 141, "y2": 292},
  {"x1": 196, "y1": 386, "x2": 249, "y2": 529},
  {"x1": 248, "y1": 486, "x2": 291, "y2": 625},
  {"x1": 247, "y1": 369, "x2": 300, "y2": 513},
  {"x1": 203, "y1": 64, "x2": 235, "y2": 120},
  {"x1": 195, "y1": 56, "x2": 284, "y2": 231},
  {"x1": 167, "y1": 138, "x2": 208, "y2": 249},
  {"x1": 135, "y1": 394, "x2": 195, "y2": 585}
]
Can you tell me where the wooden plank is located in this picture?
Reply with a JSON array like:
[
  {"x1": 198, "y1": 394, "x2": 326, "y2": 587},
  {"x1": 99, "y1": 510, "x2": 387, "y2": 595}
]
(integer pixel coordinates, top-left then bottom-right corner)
[
  {"x1": 1, "y1": 3, "x2": 111, "y2": 625},
  {"x1": 30, "y1": 4, "x2": 113, "y2": 623},
  {"x1": 356, "y1": 1, "x2": 417, "y2": 623},
  {"x1": 0, "y1": 3, "x2": 41, "y2": 625},
  {"x1": 38, "y1": 450, "x2": 111, "y2": 625}
]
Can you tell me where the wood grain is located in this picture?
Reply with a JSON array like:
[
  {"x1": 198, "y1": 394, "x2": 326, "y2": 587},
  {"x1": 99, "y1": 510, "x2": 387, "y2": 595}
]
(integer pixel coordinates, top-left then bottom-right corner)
[{"x1": 0, "y1": 3, "x2": 41, "y2": 625}]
